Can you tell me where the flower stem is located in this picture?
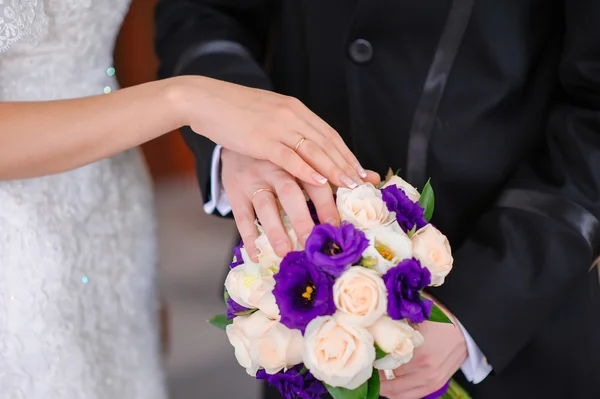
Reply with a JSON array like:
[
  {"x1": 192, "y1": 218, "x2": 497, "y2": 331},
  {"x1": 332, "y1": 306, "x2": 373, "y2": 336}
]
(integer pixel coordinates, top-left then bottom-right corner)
[{"x1": 440, "y1": 379, "x2": 472, "y2": 399}]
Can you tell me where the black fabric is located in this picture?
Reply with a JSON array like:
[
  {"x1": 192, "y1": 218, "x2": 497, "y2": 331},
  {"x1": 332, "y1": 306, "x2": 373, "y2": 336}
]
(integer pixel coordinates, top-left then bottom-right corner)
[{"x1": 155, "y1": 1, "x2": 600, "y2": 397}]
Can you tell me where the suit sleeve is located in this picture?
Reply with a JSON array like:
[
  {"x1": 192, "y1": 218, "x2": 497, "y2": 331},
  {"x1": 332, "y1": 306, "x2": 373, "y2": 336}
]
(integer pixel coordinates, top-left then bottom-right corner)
[
  {"x1": 154, "y1": 0, "x2": 273, "y2": 210},
  {"x1": 432, "y1": 0, "x2": 600, "y2": 374}
]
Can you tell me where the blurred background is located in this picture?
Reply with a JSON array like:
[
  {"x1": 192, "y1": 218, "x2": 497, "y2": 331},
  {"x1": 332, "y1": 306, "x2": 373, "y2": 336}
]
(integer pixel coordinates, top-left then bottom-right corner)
[{"x1": 114, "y1": 1, "x2": 260, "y2": 397}]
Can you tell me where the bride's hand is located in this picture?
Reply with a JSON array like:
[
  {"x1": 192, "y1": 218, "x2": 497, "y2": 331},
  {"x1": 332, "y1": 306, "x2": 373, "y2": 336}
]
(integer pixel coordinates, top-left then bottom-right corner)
[{"x1": 170, "y1": 76, "x2": 366, "y2": 188}]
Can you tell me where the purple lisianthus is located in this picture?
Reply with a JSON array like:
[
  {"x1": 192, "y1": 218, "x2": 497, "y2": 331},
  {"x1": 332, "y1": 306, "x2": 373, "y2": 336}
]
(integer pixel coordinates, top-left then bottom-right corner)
[
  {"x1": 230, "y1": 241, "x2": 245, "y2": 269},
  {"x1": 381, "y1": 185, "x2": 427, "y2": 232},
  {"x1": 226, "y1": 296, "x2": 251, "y2": 320},
  {"x1": 421, "y1": 380, "x2": 450, "y2": 399},
  {"x1": 305, "y1": 222, "x2": 369, "y2": 277},
  {"x1": 273, "y1": 251, "x2": 336, "y2": 332},
  {"x1": 383, "y1": 257, "x2": 433, "y2": 323},
  {"x1": 256, "y1": 365, "x2": 327, "y2": 399}
]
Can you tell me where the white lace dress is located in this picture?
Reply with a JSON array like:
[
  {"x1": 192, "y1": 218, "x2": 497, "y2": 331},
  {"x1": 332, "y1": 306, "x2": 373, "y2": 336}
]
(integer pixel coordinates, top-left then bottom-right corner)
[{"x1": 0, "y1": 1, "x2": 167, "y2": 398}]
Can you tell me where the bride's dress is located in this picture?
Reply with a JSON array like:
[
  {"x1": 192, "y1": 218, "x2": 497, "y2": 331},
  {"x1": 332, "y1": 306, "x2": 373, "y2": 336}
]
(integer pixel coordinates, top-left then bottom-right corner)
[{"x1": 0, "y1": 1, "x2": 166, "y2": 397}]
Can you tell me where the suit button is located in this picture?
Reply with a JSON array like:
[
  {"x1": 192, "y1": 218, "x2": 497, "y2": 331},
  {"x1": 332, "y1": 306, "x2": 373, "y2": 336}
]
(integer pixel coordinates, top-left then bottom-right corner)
[{"x1": 348, "y1": 39, "x2": 373, "y2": 64}]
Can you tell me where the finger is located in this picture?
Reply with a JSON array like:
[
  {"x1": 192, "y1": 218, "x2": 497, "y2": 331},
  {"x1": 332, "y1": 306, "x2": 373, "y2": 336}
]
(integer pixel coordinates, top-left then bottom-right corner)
[
  {"x1": 364, "y1": 170, "x2": 381, "y2": 186},
  {"x1": 229, "y1": 195, "x2": 260, "y2": 262},
  {"x1": 303, "y1": 182, "x2": 339, "y2": 226},
  {"x1": 272, "y1": 175, "x2": 315, "y2": 244},
  {"x1": 287, "y1": 97, "x2": 367, "y2": 178},
  {"x1": 268, "y1": 143, "x2": 331, "y2": 188},
  {"x1": 295, "y1": 137, "x2": 363, "y2": 189},
  {"x1": 251, "y1": 188, "x2": 291, "y2": 257}
]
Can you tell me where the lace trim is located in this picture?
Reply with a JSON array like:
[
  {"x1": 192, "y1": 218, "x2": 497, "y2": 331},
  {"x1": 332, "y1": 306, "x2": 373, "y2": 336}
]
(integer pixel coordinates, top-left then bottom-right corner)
[{"x1": 0, "y1": 0, "x2": 49, "y2": 53}]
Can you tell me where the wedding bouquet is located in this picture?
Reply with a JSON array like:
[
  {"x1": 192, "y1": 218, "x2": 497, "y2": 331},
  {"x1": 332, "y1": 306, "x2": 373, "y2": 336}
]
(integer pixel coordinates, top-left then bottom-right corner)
[{"x1": 211, "y1": 172, "x2": 470, "y2": 399}]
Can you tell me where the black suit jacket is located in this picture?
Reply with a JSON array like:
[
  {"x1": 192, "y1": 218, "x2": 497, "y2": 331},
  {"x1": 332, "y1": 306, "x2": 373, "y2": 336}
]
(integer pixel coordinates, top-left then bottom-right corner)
[{"x1": 155, "y1": 1, "x2": 600, "y2": 397}]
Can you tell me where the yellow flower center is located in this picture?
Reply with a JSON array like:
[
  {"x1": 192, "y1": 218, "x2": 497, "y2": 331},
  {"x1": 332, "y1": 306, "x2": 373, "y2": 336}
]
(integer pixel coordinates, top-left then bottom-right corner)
[
  {"x1": 328, "y1": 243, "x2": 342, "y2": 256},
  {"x1": 375, "y1": 243, "x2": 394, "y2": 261},
  {"x1": 302, "y1": 284, "x2": 315, "y2": 301}
]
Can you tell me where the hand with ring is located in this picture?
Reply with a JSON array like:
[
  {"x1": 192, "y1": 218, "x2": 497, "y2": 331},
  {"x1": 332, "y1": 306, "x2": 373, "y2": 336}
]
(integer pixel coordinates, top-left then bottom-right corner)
[
  {"x1": 221, "y1": 149, "x2": 381, "y2": 260},
  {"x1": 179, "y1": 77, "x2": 366, "y2": 189}
]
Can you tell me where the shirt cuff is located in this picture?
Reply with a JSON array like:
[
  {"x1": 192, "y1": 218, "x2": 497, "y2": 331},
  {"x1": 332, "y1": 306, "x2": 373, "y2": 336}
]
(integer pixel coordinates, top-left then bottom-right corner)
[
  {"x1": 457, "y1": 319, "x2": 493, "y2": 384},
  {"x1": 203, "y1": 145, "x2": 233, "y2": 216}
]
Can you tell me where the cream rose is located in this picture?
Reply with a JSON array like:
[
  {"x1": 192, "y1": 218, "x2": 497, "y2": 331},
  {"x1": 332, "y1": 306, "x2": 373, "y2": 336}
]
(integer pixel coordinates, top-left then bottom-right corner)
[
  {"x1": 336, "y1": 183, "x2": 396, "y2": 230},
  {"x1": 303, "y1": 315, "x2": 375, "y2": 389},
  {"x1": 361, "y1": 225, "x2": 413, "y2": 274},
  {"x1": 368, "y1": 316, "x2": 424, "y2": 370},
  {"x1": 382, "y1": 176, "x2": 421, "y2": 202},
  {"x1": 333, "y1": 267, "x2": 387, "y2": 327},
  {"x1": 226, "y1": 311, "x2": 303, "y2": 376},
  {"x1": 411, "y1": 225, "x2": 453, "y2": 286},
  {"x1": 224, "y1": 258, "x2": 280, "y2": 318}
]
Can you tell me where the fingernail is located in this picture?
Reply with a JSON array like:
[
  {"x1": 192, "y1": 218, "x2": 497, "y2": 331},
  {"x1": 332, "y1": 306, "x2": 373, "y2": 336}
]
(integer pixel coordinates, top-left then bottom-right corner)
[
  {"x1": 341, "y1": 175, "x2": 358, "y2": 189},
  {"x1": 312, "y1": 173, "x2": 328, "y2": 185},
  {"x1": 355, "y1": 163, "x2": 367, "y2": 178},
  {"x1": 353, "y1": 176, "x2": 364, "y2": 187}
]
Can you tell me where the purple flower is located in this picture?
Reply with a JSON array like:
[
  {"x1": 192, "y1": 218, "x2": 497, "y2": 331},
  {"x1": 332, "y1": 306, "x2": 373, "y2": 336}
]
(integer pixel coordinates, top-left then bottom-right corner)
[
  {"x1": 230, "y1": 241, "x2": 244, "y2": 269},
  {"x1": 381, "y1": 185, "x2": 427, "y2": 232},
  {"x1": 256, "y1": 365, "x2": 327, "y2": 399},
  {"x1": 226, "y1": 296, "x2": 251, "y2": 320},
  {"x1": 273, "y1": 251, "x2": 336, "y2": 332},
  {"x1": 305, "y1": 223, "x2": 369, "y2": 277},
  {"x1": 421, "y1": 380, "x2": 450, "y2": 399},
  {"x1": 383, "y1": 258, "x2": 433, "y2": 323}
]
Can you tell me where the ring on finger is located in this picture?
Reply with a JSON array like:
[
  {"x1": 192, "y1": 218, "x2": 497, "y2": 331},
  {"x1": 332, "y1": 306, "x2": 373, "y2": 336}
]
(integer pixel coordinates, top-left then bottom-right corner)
[
  {"x1": 293, "y1": 137, "x2": 307, "y2": 153},
  {"x1": 251, "y1": 188, "x2": 276, "y2": 201},
  {"x1": 383, "y1": 369, "x2": 396, "y2": 381}
]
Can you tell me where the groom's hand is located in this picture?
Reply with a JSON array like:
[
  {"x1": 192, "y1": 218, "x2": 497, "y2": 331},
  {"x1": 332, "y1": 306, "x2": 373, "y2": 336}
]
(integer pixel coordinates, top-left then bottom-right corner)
[
  {"x1": 221, "y1": 149, "x2": 339, "y2": 260},
  {"x1": 379, "y1": 300, "x2": 468, "y2": 399}
]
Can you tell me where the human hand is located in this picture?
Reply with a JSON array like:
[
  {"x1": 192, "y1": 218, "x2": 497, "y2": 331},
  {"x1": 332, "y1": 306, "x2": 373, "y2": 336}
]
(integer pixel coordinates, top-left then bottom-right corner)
[
  {"x1": 172, "y1": 76, "x2": 365, "y2": 189},
  {"x1": 379, "y1": 299, "x2": 467, "y2": 399},
  {"x1": 221, "y1": 150, "x2": 380, "y2": 260}
]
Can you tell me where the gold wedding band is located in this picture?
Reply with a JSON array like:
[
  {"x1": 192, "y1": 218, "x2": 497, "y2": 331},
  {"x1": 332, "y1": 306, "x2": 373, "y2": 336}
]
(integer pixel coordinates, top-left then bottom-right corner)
[
  {"x1": 293, "y1": 137, "x2": 306, "y2": 153},
  {"x1": 383, "y1": 369, "x2": 396, "y2": 381},
  {"x1": 251, "y1": 188, "x2": 276, "y2": 201}
]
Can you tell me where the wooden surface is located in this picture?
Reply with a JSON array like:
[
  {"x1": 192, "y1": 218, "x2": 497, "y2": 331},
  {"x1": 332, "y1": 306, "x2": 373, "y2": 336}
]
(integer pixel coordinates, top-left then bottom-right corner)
[{"x1": 114, "y1": 0, "x2": 195, "y2": 180}]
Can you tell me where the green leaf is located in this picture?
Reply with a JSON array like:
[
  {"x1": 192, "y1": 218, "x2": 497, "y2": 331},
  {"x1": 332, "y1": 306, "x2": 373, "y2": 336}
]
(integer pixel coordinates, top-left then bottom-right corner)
[
  {"x1": 418, "y1": 179, "x2": 435, "y2": 222},
  {"x1": 325, "y1": 380, "x2": 368, "y2": 399},
  {"x1": 209, "y1": 314, "x2": 232, "y2": 330},
  {"x1": 224, "y1": 290, "x2": 230, "y2": 304},
  {"x1": 407, "y1": 225, "x2": 417, "y2": 238},
  {"x1": 366, "y1": 369, "x2": 381, "y2": 399},
  {"x1": 385, "y1": 167, "x2": 395, "y2": 182},
  {"x1": 429, "y1": 304, "x2": 453, "y2": 324},
  {"x1": 234, "y1": 308, "x2": 258, "y2": 317},
  {"x1": 299, "y1": 367, "x2": 308, "y2": 376},
  {"x1": 375, "y1": 344, "x2": 388, "y2": 360}
]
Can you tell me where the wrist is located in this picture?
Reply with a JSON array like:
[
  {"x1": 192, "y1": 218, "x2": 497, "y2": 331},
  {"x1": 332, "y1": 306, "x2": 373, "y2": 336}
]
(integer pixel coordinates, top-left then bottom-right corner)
[{"x1": 161, "y1": 76, "x2": 210, "y2": 130}]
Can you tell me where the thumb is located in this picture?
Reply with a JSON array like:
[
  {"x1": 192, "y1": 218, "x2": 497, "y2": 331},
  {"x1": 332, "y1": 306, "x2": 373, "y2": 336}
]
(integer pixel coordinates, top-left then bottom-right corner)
[{"x1": 364, "y1": 170, "x2": 381, "y2": 186}]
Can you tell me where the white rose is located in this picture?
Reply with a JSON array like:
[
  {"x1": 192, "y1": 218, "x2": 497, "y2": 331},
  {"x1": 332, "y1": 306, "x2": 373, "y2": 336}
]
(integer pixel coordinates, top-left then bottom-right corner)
[
  {"x1": 361, "y1": 225, "x2": 413, "y2": 274},
  {"x1": 303, "y1": 315, "x2": 375, "y2": 389},
  {"x1": 333, "y1": 267, "x2": 387, "y2": 327},
  {"x1": 382, "y1": 176, "x2": 421, "y2": 202},
  {"x1": 224, "y1": 257, "x2": 280, "y2": 318},
  {"x1": 368, "y1": 316, "x2": 424, "y2": 370},
  {"x1": 411, "y1": 225, "x2": 453, "y2": 286},
  {"x1": 226, "y1": 311, "x2": 303, "y2": 376},
  {"x1": 256, "y1": 215, "x2": 303, "y2": 274},
  {"x1": 336, "y1": 183, "x2": 396, "y2": 230}
]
